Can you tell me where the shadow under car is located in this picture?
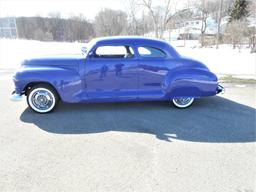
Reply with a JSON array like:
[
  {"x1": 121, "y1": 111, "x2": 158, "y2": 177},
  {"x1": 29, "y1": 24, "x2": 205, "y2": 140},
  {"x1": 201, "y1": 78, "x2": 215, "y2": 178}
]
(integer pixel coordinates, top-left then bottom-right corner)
[{"x1": 20, "y1": 96, "x2": 256, "y2": 143}]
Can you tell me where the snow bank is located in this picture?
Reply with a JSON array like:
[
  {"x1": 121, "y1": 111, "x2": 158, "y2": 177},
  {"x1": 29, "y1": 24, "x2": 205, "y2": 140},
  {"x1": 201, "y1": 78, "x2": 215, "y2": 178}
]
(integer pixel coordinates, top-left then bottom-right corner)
[
  {"x1": 174, "y1": 43, "x2": 256, "y2": 76},
  {"x1": 0, "y1": 39, "x2": 84, "y2": 70},
  {"x1": 0, "y1": 38, "x2": 255, "y2": 77}
]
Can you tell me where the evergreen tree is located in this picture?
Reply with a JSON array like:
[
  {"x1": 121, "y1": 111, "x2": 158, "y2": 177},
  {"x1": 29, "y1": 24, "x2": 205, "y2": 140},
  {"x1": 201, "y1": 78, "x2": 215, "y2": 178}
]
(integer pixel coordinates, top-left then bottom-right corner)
[{"x1": 229, "y1": 0, "x2": 249, "y2": 21}]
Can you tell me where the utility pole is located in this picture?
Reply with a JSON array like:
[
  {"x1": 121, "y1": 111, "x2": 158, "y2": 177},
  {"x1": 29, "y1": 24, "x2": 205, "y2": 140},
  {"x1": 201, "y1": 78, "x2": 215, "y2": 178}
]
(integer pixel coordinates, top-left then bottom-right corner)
[{"x1": 216, "y1": 0, "x2": 223, "y2": 49}]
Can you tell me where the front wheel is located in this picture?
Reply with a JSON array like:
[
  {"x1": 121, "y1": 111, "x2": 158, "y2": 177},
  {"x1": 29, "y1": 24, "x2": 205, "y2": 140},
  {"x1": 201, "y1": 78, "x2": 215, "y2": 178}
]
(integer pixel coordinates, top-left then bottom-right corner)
[
  {"x1": 27, "y1": 84, "x2": 59, "y2": 113},
  {"x1": 172, "y1": 97, "x2": 194, "y2": 108}
]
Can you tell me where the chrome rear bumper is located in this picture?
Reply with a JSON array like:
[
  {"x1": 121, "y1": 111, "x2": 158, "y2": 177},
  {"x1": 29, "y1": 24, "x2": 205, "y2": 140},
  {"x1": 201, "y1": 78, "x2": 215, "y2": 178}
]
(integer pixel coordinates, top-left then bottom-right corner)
[
  {"x1": 10, "y1": 91, "x2": 23, "y2": 101},
  {"x1": 217, "y1": 84, "x2": 225, "y2": 94}
]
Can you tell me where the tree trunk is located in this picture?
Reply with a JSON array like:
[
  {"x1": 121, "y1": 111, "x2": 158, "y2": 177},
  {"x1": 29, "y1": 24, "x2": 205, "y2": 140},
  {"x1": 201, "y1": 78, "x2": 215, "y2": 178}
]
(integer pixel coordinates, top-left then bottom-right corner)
[
  {"x1": 216, "y1": 0, "x2": 223, "y2": 49},
  {"x1": 200, "y1": 0, "x2": 207, "y2": 47}
]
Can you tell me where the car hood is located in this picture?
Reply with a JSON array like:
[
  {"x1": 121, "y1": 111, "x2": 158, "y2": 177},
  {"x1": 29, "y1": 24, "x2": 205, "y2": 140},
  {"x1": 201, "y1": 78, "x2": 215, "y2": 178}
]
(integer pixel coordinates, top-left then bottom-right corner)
[{"x1": 22, "y1": 54, "x2": 83, "y2": 67}]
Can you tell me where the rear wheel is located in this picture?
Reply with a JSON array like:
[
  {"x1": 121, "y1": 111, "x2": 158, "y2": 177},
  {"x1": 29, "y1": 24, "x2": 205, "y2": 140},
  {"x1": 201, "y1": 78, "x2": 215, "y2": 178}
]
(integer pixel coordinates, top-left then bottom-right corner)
[
  {"x1": 27, "y1": 84, "x2": 59, "y2": 113},
  {"x1": 172, "y1": 97, "x2": 194, "y2": 108}
]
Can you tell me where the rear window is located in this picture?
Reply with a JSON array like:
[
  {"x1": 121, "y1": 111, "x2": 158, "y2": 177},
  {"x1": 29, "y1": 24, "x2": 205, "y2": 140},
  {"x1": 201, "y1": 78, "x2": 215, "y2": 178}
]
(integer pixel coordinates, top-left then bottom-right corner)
[{"x1": 138, "y1": 46, "x2": 166, "y2": 58}]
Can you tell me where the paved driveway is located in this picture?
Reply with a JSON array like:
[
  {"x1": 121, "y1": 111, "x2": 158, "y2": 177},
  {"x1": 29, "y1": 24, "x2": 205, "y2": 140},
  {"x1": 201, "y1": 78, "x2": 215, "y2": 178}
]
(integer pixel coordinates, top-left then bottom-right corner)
[{"x1": 0, "y1": 71, "x2": 255, "y2": 192}]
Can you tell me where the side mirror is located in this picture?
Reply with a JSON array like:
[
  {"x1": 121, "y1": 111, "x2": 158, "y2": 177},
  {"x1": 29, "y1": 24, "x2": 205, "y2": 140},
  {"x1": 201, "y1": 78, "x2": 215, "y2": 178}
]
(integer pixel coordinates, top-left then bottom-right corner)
[
  {"x1": 81, "y1": 47, "x2": 87, "y2": 55},
  {"x1": 88, "y1": 51, "x2": 94, "y2": 58}
]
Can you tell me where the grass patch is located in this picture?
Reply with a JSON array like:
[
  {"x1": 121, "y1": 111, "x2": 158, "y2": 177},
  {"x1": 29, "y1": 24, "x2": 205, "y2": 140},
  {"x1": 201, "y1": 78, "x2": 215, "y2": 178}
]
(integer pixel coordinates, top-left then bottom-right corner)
[{"x1": 219, "y1": 75, "x2": 256, "y2": 84}]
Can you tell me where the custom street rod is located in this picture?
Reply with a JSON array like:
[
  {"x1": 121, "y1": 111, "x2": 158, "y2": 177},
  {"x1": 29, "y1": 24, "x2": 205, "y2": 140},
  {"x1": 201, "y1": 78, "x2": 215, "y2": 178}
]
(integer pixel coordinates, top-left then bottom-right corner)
[{"x1": 11, "y1": 36, "x2": 224, "y2": 113}]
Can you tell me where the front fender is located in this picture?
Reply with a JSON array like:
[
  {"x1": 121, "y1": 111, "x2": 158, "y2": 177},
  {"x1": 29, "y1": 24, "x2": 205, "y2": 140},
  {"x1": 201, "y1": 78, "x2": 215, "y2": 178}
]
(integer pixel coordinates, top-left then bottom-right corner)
[{"x1": 14, "y1": 67, "x2": 83, "y2": 102}]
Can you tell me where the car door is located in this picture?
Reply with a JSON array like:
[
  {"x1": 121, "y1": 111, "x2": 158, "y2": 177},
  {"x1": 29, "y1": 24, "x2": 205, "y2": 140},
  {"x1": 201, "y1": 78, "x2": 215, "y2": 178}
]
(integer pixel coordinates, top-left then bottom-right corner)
[
  {"x1": 85, "y1": 44, "x2": 138, "y2": 101},
  {"x1": 137, "y1": 46, "x2": 169, "y2": 100}
]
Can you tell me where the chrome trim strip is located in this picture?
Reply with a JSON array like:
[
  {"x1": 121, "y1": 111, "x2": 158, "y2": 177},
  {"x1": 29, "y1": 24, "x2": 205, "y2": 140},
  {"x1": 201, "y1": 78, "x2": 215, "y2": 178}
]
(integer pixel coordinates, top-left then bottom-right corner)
[
  {"x1": 217, "y1": 85, "x2": 225, "y2": 94},
  {"x1": 10, "y1": 92, "x2": 23, "y2": 101}
]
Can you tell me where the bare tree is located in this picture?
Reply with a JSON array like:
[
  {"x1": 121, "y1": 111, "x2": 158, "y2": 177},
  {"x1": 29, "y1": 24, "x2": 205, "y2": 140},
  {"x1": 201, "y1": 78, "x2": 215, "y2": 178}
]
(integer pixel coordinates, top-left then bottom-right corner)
[
  {"x1": 47, "y1": 12, "x2": 64, "y2": 41},
  {"x1": 138, "y1": 0, "x2": 177, "y2": 39},
  {"x1": 216, "y1": 0, "x2": 224, "y2": 48},
  {"x1": 95, "y1": 8, "x2": 127, "y2": 37},
  {"x1": 200, "y1": 0, "x2": 207, "y2": 47},
  {"x1": 248, "y1": 0, "x2": 256, "y2": 52},
  {"x1": 127, "y1": 0, "x2": 139, "y2": 35},
  {"x1": 16, "y1": 15, "x2": 94, "y2": 42},
  {"x1": 196, "y1": 0, "x2": 218, "y2": 47},
  {"x1": 222, "y1": 0, "x2": 236, "y2": 16},
  {"x1": 195, "y1": 0, "x2": 220, "y2": 47},
  {"x1": 225, "y1": 20, "x2": 248, "y2": 49},
  {"x1": 48, "y1": 12, "x2": 61, "y2": 19},
  {"x1": 197, "y1": 0, "x2": 234, "y2": 48}
]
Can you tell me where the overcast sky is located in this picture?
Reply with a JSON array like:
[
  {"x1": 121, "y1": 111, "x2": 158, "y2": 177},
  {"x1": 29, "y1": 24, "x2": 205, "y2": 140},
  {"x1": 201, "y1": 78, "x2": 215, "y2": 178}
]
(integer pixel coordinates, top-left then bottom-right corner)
[{"x1": 0, "y1": 0, "x2": 127, "y2": 20}]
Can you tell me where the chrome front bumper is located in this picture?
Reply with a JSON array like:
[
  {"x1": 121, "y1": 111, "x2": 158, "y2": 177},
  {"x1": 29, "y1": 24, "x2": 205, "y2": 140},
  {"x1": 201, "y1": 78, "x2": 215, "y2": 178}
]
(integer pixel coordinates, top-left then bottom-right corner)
[
  {"x1": 10, "y1": 91, "x2": 23, "y2": 101},
  {"x1": 217, "y1": 84, "x2": 225, "y2": 94}
]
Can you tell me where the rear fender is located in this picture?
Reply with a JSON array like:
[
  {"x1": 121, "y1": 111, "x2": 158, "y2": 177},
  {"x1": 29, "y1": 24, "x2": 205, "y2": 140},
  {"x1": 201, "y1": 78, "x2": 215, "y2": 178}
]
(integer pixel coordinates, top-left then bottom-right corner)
[{"x1": 164, "y1": 68, "x2": 218, "y2": 98}]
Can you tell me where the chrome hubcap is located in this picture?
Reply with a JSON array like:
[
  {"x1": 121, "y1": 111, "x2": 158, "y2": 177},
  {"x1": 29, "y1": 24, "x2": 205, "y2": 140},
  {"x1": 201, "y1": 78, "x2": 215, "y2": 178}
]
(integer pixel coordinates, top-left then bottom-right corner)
[
  {"x1": 174, "y1": 98, "x2": 193, "y2": 105},
  {"x1": 31, "y1": 90, "x2": 53, "y2": 110}
]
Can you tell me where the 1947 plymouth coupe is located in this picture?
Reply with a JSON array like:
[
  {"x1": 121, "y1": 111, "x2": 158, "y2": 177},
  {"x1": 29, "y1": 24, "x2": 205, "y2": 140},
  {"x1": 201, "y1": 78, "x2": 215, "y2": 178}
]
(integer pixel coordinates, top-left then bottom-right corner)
[{"x1": 10, "y1": 36, "x2": 224, "y2": 113}]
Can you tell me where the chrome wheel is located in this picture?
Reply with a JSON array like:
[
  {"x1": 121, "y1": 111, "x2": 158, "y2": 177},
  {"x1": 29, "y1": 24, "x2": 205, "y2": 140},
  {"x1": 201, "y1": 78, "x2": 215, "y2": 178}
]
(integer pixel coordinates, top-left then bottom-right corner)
[
  {"x1": 28, "y1": 87, "x2": 56, "y2": 113},
  {"x1": 172, "y1": 97, "x2": 194, "y2": 108}
]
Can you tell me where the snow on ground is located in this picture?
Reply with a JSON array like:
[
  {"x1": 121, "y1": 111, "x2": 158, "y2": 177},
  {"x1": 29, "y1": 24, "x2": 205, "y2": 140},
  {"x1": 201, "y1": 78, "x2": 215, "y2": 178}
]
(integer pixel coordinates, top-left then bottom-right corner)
[
  {"x1": 173, "y1": 41, "x2": 256, "y2": 78},
  {"x1": 0, "y1": 39, "x2": 83, "y2": 70},
  {"x1": 0, "y1": 38, "x2": 255, "y2": 78}
]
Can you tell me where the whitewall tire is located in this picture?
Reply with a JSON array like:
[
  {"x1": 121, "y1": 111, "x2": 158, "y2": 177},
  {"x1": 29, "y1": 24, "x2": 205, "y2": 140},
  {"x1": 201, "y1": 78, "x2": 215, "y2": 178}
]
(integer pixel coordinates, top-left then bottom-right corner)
[
  {"x1": 27, "y1": 84, "x2": 59, "y2": 113},
  {"x1": 172, "y1": 97, "x2": 194, "y2": 108}
]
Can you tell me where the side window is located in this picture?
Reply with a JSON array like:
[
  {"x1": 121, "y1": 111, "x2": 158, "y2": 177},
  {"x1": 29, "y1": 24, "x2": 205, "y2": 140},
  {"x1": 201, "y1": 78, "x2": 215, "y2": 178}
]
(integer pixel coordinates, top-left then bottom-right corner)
[
  {"x1": 94, "y1": 45, "x2": 134, "y2": 59},
  {"x1": 138, "y1": 46, "x2": 166, "y2": 58}
]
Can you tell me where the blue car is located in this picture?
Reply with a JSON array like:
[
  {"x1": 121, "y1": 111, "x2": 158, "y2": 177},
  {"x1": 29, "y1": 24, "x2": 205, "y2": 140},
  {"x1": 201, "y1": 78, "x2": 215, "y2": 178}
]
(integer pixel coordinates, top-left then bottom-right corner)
[{"x1": 11, "y1": 36, "x2": 224, "y2": 113}]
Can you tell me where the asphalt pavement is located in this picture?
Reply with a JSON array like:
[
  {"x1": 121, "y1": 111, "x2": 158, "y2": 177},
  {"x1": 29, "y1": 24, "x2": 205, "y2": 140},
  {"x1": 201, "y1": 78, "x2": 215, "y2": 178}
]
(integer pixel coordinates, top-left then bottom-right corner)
[{"x1": 0, "y1": 71, "x2": 255, "y2": 192}]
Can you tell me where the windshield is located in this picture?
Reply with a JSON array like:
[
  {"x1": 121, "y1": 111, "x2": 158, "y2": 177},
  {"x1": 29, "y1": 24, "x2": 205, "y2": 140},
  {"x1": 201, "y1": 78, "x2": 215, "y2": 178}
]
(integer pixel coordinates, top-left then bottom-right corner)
[{"x1": 81, "y1": 39, "x2": 96, "y2": 56}]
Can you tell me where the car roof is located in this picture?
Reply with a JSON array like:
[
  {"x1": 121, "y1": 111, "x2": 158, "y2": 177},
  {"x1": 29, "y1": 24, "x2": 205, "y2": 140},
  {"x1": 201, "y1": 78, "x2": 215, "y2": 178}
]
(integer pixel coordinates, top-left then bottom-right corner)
[
  {"x1": 89, "y1": 36, "x2": 180, "y2": 58},
  {"x1": 92, "y1": 36, "x2": 169, "y2": 46}
]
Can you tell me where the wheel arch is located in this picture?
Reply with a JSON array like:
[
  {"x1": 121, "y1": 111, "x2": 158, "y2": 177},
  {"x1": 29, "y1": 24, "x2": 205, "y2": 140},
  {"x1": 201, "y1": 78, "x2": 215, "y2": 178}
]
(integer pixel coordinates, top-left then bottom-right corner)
[{"x1": 23, "y1": 81, "x2": 61, "y2": 100}]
